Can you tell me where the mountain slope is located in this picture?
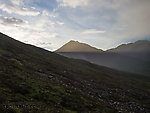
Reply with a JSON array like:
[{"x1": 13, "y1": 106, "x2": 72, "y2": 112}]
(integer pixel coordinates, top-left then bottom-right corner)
[
  {"x1": 0, "y1": 33, "x2": 150, "y2": 113},
  {"x1": 108, "y1": 40, "x2": 150, "y2": 62},
  {"x1": 56, "y1": 40, "x2": 150, "y2": 76},
  {"x1": 58, "y1": 52, "x2": 150, "y2": 76},
  {"x1": 108, "y1": 40, "x2": 150, "y2": 53},
  {"x1": 56, "y1": 40, "x2": 103, "y2": 52}
]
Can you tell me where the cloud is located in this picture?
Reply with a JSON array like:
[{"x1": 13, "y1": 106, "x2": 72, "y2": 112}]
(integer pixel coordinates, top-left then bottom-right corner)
[
  {"x1": 42, "y1": 10, "x2": 57, "y2": 18},
  {"x1": 57, "y1": 0, "x2": 89, "y2": 8},
  {"x1": 0, "y1": 1, "x2": 40, "y2": 16},
  {"x1": 56, "y1": 0, "x2": 128, "y2": 9},
  {"x1": 0, "y1": 0, "x2": 64, "y2": 50},
  {"x1": 0, "y1": 13, "x2": 59, "y2": 50},
  {"x1": 11, "y1": 0, "x2": 23, "y2": 6},
  {"x1": 56, "y1": 21, "x2": 64, "y2": 25},
  {"x1": 0, "y1": 16, "x2": 28, "y2": 26},
  {"x1": 82, "y1": 29, "x2": 105, "y2": 34},
  {"x1": 56, "y1": 0, "x2": 150, "y2": 49},
  {"x1": 35, "y1": 41, "x2": 51, "y2": 46},
  {"x1": 105, "y1": 0, "x2": 150, "y2": 42}
]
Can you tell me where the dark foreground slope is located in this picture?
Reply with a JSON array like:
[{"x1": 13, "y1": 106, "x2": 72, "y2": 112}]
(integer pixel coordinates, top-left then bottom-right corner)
[{"x1": 0, "y1": 33, "x2": 150, "y2": 113}]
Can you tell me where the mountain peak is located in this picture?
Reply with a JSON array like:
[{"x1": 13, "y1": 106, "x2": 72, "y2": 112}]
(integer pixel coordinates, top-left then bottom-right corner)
[
  {"x1": 56, "y1": 40, "x2": 103, "y2": 52},
  {"x1": 67, "y1": 40, "x2": 80, "y2": 44},
  {"x1": 69, "y1": 40, "x2": 78, "y2": 42}
]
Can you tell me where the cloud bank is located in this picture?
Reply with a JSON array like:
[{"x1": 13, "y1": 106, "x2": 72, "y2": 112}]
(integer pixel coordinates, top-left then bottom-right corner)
[
  {"x1": 0, "y1": 16, "x2": 28, "y2": 26},
  {"x1": 82, "y1": 29, "x2": 105, "y2": 34},
  {"x1": 57, "y1": 0, "x2": 89, "y2": 8},
  {"x1": 0, "y1": 0, "x2": 150, "y2": 51},
  {"x1": 0, "y1": 0, "x2": 40, "y2": 16}
]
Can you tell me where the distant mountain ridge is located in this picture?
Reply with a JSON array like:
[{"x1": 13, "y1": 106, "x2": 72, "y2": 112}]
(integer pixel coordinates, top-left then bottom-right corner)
[
  {"x1": 56, "y1": 40, "x2": 103, "y2": 52},
  {"x1": 56, "y1": 40, "x2": 150, "y2": 53},
  {"x1": 107, "y1": 40, "x2": 150, "y2": 62},
  {"x1": 56, "y1": 40, "x2": 150, "y2": 76},
  {"x1": 108, "y1": 40, "x2": 150, "y2": 52}
]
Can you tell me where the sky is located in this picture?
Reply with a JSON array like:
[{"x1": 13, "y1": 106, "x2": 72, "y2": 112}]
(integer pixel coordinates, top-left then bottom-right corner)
[{"x1": 0, "y1": 0, "x2": 150, "y2": 51}]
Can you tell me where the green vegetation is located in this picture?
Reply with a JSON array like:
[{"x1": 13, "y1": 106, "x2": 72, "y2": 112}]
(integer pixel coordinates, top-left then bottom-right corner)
[{"x1": 0, "y1": 33, "x2": 149, "y2": 113}]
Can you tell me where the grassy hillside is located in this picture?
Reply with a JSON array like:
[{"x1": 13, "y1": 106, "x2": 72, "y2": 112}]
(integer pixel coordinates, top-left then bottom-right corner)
[{"x1": 0, "y1": 33, "x2": 150, "y2": 113}]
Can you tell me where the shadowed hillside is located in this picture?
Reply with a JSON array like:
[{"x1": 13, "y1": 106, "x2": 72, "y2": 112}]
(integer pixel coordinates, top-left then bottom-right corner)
[
  {"x1": 0, "y1": 33, "x2": 150, "y2": 113},
  {"x1": 56, "y1": 40, "x2": 150, "y2": 76},
  {"x1": 108, "y1": 40, "x2": 150, "y2": 62}
]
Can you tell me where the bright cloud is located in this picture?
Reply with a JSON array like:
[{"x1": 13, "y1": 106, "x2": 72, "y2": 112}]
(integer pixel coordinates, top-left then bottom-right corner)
[
  {"x1": 0, "y1": 13, "x2": 57, "y2": 49},
  {"x1": 42, "y1": 10, "x2": 57, "y2": 18},
  {"x1": 82, "y1": 29, "x2": 105, "y2": 34},
  {"x1": 0, "y1": 1, "x2": 40, "y2": 16},
  {"x1": 57, "y1": 0, "x2": 89, "y2": 8},
  {"x1": 56, "y1": 21, "x2": 64, "y2": 25},
  {"x1": 115, "y1": 0, "x2": 150, "y2": 39},
  {"x1": 11, "y1": 0, "x2": 24, "y2": 6},
  {"x1": 0, "y1": 16, "x2": 28, "y2": 26}
]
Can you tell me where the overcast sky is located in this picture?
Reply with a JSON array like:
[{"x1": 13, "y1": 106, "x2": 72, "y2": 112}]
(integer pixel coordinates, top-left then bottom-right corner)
[{"x1": 0, "y1": 0, "x2": 150, "y2": 51}]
